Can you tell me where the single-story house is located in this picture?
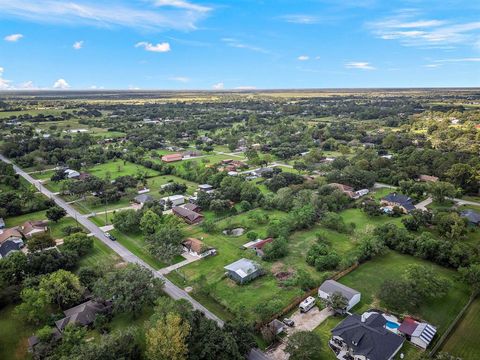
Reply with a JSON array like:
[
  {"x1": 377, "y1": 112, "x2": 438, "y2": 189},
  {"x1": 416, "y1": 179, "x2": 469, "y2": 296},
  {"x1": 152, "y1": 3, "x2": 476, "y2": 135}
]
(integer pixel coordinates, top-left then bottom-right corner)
[
  {"x1": 0, "y1": 228, "x2": 24, "y2": 259},
  {"x1": 55, "y1": 299, "x2": 112, "y2": 332},
  {"x1": 381, "y1": 193, "x2": 415, "y2": 213},
  {"x1": 460, "y1": 210, "x2": 480, "y2": 226},
  {"x1": 64, "y1": 169, "x2": 80, "y2": 179},
  {"x1": 224, "y1": 258, "x2": 263, "y2": 284},
  {"x1": 198, "y1": 184, "x2": 213, "y2": 192},
  {"x1": 137, "y1": 188, "x2": 150, "y2": 194},
  {"x1": 162, "y1": 153, "x2": 183, "y2": 163},
  {"x1": 0, "y1": 218, "x2": 5, "y2": 229},
  {"x1": 331, "y1": 312, "x2": 405, "y2": 360},
  {"x1": 160, "y1": 194, "x2": 185, "y2": 208},
  {"x1": 242, "y1": 238, "x2": 273, "y2": 257},
  {"x1": 418, "y1": 174, "x2": 439, "y2": 183},
  {"x1": 172, "y1": 206, "x2": 203, "y2": 224},
  {"x1": 133, "y1": 194, "x2": 154, "y2": 205},
  {"x1": 318, "y1": 280, "x2": 361, "y2": 312},
  {"x1": 182, "y1": 237, "x2": 215, "y2": 257},
  {"x1": 353, "y1": 189, "x2": 370, "y2": 199},
  {"x1": 398, "y1": 317, "x2": 437, "y2": 349},
  {"x1": 253, "y1": 167, "x2": 274, "y2": 177},
  {"x1": 183, "y1": 203, "x2": 201, "y2": 212},
  {"x1": 182, "y1": 150, "x2": 202, "y2": 158},
  {"x1": 20, "y1": 221, "x2": 48, "y2": 238}
]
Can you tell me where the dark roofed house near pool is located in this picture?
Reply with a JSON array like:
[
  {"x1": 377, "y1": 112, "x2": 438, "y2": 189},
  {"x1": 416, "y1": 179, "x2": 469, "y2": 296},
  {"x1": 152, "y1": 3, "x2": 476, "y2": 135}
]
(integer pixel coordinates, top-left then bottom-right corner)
[
  {"x1": 330, "y1": 311, "x2": 404, "y2": 360},
  {"x1": 381, "y1": 193, "x2": 415, "y2": 213}
]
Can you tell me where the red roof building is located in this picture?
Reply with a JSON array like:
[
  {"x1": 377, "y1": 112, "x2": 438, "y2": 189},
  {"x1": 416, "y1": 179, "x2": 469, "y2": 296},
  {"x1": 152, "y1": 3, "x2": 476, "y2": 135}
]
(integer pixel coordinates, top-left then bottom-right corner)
[{"x1": 162, "y1": 153, "x2": 183, "y2": 163}]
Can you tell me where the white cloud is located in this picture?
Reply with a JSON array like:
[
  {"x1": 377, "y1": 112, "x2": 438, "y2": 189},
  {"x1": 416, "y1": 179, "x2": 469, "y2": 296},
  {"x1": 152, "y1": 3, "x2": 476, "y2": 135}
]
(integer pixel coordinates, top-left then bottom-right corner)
[
  {"x1": 345, "y1": 62, "x2": 375, "y2": 70},
  {"x1": 18, "y1": 81, "x2": 37, "y2": 89},
  {"x1": 135, "y1": 41, "x2": 171, "y2": 52},
  {"x1": 297, "y1": 55, "x2": 309, "y2": 61},
  {"x1": 0, "y1": 0, "x2": 211, "y2": 31},
  {"x1": 280, "y1": 14, "x2": 320, "y2": 24},
  {"x1": 212, "y1": 82, "x2": 224, "y2": 90},
  {"x1": 4, "y1": 33, "x2": 23, "y2": 42},
  {"x1": 221, "y1": 38, "x2": 269, "y2": 54},
  {"x1": 0, "y1": 67, "x2": 4, "y2": 75},
  {"x1": 369, "y1": 11, "x2": 480, "y2": 49},
  {"x1": 53, "y1": 78, "x2": 70, "y2": 89},
  {"x1": 435, "y1": 57, "x2": 480, "y2": 63},
  {"x1": 73, "y1": 40, "x2": 83, "y2": 50},
  {"x1": 129, "y1": 85, "x2": 141, "y2": 90},
  {"x1": 169, "y1": 76, "x2": 190, "y2": 83}
]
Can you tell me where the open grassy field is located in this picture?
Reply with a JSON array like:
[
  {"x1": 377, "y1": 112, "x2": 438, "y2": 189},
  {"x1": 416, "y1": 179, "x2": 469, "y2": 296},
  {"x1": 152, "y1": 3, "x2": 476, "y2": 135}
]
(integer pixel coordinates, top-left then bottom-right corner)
[
  {"x1": 86, "y1": 159, "x2": 159, "y2": 180},
  {"x1": 146, "y1": 174, "x2": 200, "y2": 195},
  {"x1": 441, "y1": 298, "x2": 480, "y2": 360},
  {"x1": 338, "y1": 251, "x2": 470, "y2": 340},
  {"x1": 0, "y1": 306, "x2": 36, "y2": 360},
  {"x1": 78, "y1": 236, "x2": 122, "y2": 268},
  {"x1": 0, "y1": 108, "x2": 77, "y2": 119}
]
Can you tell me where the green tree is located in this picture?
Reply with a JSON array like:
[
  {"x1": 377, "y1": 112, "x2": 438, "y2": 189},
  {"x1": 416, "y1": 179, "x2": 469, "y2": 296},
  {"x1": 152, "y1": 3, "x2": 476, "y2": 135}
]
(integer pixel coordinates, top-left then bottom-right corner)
[
  {"x1": 429, "y1": 181, "x2": 458, "y2": 204},
  {"x1": 63, "y1": 232, "x2": 93, "y2": 256},
  {"x1": 285, "y1": 331, "x2": 323, "y2": 360},
  {"x1": 46, "y1": 206, "x2": 67, "y2": 222},
  {"x1": 140, "y1": 210, "x2": 162, "y2": 235},
  {"x1": 146, "y1": 313, "x2": 190, "y2": 360},
  {"x1": 146, "y1": 225, "x2": 184, "y2": 263},
  {"x1": 325, "y1": 291, "x2": 349, "y2": 314},
  {"x1": 459, "y1": 264, "x2": 480, "y2": 295},
  {"x1": 27, "y1": 232, "x2": 55, "y2": 252},
  {"x1": 112, "y1": 209, "x2": 140, "y2": 233},
  {"x1": 39, "y1": 269, "x2": 84, "y2": 308},
  {"x1": 14, "y1": 287, "x2": 50, "y2": 324},
  {"x1": 93, "y1": 264, "x2": 163, "y2": 317}
]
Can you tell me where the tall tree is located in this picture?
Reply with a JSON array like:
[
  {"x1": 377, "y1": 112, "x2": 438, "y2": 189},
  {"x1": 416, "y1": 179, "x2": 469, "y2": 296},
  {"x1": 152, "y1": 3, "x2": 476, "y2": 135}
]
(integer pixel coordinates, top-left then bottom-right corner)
[
  {"x1": 285, "y1": 331, "x2": 323, "y2": 360},
  {"x1": 146, "y1": 313, "x2": 190, "y2": 360}
]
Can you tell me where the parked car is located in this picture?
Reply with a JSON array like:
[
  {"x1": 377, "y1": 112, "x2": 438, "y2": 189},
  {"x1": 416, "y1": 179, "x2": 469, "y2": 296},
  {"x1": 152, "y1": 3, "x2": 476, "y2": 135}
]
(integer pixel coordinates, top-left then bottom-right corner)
[
  {"x1": 105, "y1": 232, "x2": 116, "y2": 241},
  {"x1": 283, "y1": 318, "x2": 295, "y2": 327}
]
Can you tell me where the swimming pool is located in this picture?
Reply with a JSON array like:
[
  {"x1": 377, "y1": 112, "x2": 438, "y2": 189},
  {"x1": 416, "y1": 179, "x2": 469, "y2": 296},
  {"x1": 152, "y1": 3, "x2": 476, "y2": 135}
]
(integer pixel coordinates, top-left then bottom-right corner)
[{"x1": 385, "y1": 321, "x2": 400, "y2": 330}]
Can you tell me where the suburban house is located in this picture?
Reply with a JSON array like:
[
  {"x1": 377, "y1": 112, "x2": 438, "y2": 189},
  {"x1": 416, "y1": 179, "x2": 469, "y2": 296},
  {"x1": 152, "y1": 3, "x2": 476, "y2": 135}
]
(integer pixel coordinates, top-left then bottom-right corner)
[
  {"x1": 160, "y1": 194, "x2": 185, "y2": 208},
  {"x1": 253, "y1": 167, "x2": 274, "y2": 177},
  {"x1": 182, "y1": 150, "x2": 202, "y2": 158},
  {"x1": 133, "y1": 194, "x2": 154, "y2": 206},
  {"x1": 198, "y1": 184, "x2": 213, "y2": 192},
  {"x1": 329, "y1": 183, "x2": 369, "y2": 199},
  {"x1": 224, "y1": 258, "x2": 263, "y2": 284},
  {"x1": 55, "y1": 299, "x2": 112, "y2": 331},
  {"x1": 0, "y1": 228, "x2": 24, "y2": 259},
  {"x1": 0, "y1": 217, "x2": 5, "y2": 229},
  {"x1": 242, "y1": 238, "x2": 273, "y2": 257},
  {"x1": 64, "y1": 169, "x2": 80, "y2": 179},
  {"x1": 460, "y1": 210, "x2": 480, "y2": 226},
  {"x1": 381, "y1": 193, "x2": 415, "y2": 213},
  {"x1": 182, "y1": 237, "x2": 215, "y2": 257},
  {"x1": 172, "y1": 206, "x2": 204, "y2": 224},
  {"x1": 330, "y1": 311, "x2": 405, "y2": 360},
  {"x1": 162, "y1": 153, "x2": 183, "y2": 163},
  {"x1": 20, "y1": 221, "x2": 48, "y2": 238},
  {"x1": 398, "y1": 317, "x2": 437, "y2": 349},
  {"x1": 318, "y1": 280, "x2": 361, "y2": 313},
  {"x1": 183, "y1": 203, "x2": 201, "y2": 212},
  {"x1": 418, "y1": 174, "x2": 439, "y2": 183}
]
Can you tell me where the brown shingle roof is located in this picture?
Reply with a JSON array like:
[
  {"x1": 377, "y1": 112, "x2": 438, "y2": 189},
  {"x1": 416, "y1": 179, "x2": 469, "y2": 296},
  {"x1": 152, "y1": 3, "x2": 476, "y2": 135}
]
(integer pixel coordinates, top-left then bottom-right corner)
[
  {"x1": 0, "y1": 228, "x2": 23, "y2": 244},
  {"x1": 182, "y1": 238, "x2": 205, "y2": 253}
]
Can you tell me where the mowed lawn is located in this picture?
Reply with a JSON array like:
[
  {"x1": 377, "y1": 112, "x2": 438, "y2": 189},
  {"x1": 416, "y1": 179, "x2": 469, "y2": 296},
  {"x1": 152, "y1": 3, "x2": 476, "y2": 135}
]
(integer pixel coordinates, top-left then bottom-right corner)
[
  {"x1": 338, "y1": 251, "x2": 470, "y2": 341},
  {"x1": 146, "y1": 175, "x2": 200, "y2": 195},
  {"x1": 441, "y1": 298, "x2": 480, "y2": 360},
  {"x1": 86, "y1": 159, "x2": 159, "y2": 180},
  {"x1": 167, "y1": 209, "x2": 304, "y2": 321},
  {"x1": 0, "y1": 306, "x2": 37, "y2": 360},
  {"x1": 78, "y1": 236, "x2": 122, "y2": 268}
]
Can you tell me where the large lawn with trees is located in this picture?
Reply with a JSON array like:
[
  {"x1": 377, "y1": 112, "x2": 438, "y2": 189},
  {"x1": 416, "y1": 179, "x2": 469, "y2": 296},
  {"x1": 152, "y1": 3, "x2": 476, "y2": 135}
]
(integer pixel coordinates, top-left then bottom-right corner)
[{"x1": 86, "y1": 159, "x2": 159, "y2": 180}]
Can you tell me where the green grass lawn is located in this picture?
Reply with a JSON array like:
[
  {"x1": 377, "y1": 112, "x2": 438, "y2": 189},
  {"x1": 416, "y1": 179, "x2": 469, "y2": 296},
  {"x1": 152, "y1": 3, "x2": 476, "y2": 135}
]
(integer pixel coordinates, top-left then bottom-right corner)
[
  {"x1": 338, "y1": 251, "x2": 470, "y2": 342},
  {"x1": 78, "y1": 236, "x2": 122, "y2": 268},
  {"x1": 30, "y1": 169, "x2": 55, "y2": 180},
  {"x1": 72, "y1": 196, "x2": 132, "y2": 215},
  {"x1": 5, "y1": 211, "x2": 80, "y2": 239},
  {"x1": 371, "y1": 187, "x2": 394, "y2": 200},
  {"x1": 313, "y1": 316, "x2": 344, "y2": 360},
  {"x1": 86, "y1": 159, "x2": 159, "y2": 180},
  {"x1": 0, "y1": 305, "x2": 36, "y2": 360},
  {"x1": 146, "y1": 175, "x2": 199, "y2": 195},
  {"x1": 339, "y1": 208, "x2": 404, "y2": 231},
  {"x1": 441, "y1": 297, "x2": 480, "y2": 360}
]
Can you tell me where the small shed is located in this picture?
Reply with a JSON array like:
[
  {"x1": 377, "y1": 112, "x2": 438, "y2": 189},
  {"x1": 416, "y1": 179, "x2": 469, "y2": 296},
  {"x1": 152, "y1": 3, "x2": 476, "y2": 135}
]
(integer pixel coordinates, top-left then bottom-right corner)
[{"x1": 398, "y1": 317, "x2": 437, "y2": 349}]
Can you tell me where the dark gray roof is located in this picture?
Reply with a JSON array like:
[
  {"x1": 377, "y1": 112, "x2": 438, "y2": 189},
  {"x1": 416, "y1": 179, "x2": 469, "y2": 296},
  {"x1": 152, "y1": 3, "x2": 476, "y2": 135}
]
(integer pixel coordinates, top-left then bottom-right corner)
[
  {"x1": 134, "y1": 194, "x2": 154, "y2": 204},
  {"x1": 461, "y1": 210, "x2": 480, "y2": 224},
  {"x1": 332, "y1": 313, "x2": 404, "y2": 360},
  {"x1": 382, "y1": 193, "x2": 415, "y2": 211},
  {"x1": 0, "y1": 239, "x2": 22, "y2": 258},
  {"x1": 319, "y1": 280, "x2": 360, "y2": 301},
  {"x1": 55, "y1": 300, "x2": 110, "y2": 331}
]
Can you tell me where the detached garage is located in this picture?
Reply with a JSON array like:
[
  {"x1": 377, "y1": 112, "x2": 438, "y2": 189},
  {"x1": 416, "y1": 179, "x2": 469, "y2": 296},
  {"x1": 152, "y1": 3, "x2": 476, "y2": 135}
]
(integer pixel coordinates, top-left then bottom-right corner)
[{"x1": 318, "y1": 280, "x2": 361, "y2": 312}]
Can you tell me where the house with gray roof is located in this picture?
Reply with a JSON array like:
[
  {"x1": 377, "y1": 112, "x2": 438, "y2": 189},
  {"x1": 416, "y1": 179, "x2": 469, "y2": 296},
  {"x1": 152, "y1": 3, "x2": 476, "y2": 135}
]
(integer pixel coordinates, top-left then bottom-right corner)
[
  {"x1": 55, "y1": 300, "x2": 111, "y2": 332},
  {"x1": 133, "y1": 194, "x2": 154, "y2": 205},
  {"x1": 318, "y1": 280, "x2": 361, "y2": 312},
  {"x1": 460, "y1": 209, "x2": 480, "y2": 226},
  {"x1": 381, "y1": 193, "x2": 415, "y2": 213},
  {"x1": 330, "y1": 312, "x2": 404, "y2": 360},
  {"x1": 224, "y1": 258, "x2": 263, "y2": 284}
]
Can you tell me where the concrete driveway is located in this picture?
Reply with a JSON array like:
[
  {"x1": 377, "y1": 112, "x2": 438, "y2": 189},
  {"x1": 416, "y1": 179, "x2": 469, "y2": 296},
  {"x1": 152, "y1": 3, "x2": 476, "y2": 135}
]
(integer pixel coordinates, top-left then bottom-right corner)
[{"x1": 267, "y1": 307, "x2": 334, "y2": 359}]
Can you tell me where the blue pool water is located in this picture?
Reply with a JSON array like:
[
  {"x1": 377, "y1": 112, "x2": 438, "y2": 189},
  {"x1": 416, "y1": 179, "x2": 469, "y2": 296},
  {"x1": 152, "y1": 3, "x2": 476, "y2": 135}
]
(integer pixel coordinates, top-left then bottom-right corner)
[{"x1": 386, "y1": 321, "x2": 400, "y2": 329}]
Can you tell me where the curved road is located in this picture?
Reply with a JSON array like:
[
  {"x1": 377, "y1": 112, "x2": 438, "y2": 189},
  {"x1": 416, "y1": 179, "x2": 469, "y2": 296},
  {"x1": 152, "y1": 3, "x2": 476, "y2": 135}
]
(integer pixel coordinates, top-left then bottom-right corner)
[{"x1": 0, "y1": 154, "x2": 224, "y2": 327}]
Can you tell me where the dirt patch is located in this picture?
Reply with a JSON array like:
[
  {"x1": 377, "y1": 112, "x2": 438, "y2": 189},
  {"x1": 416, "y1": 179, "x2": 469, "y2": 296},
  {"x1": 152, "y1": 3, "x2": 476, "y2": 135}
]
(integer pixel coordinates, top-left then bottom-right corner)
[{"x1": 275, "y1": 271, "x2": 294, "y2": 281}]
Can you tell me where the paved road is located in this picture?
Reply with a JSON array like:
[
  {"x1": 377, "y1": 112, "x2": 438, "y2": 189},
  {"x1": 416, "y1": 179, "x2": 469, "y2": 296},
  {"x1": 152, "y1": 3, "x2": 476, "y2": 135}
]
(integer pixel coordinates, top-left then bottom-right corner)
[{"x1": 0, "y1": 154, "x2": 224, "y2": 327}]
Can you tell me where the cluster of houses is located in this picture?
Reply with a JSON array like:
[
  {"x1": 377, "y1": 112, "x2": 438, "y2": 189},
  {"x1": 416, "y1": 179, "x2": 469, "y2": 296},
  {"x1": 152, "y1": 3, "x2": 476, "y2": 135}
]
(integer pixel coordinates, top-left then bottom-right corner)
[
  {"x1": 317, "y1": 280, "x2": 437, "y2": 360},
  {"x1": 218, "y1": 159, "x2": 248, "y2": 176},
  {"x1": 329, "y1": 183, "x2": 370, "y2": 200},
  {"x1": 0, "y1": 220, "x2": 48, "y2": 258}
]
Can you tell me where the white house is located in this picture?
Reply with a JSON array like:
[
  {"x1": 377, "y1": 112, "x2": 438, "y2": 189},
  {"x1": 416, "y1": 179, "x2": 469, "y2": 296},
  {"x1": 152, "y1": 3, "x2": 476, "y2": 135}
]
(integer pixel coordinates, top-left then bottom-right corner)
[
  {"x1": 318, "y1": 280, "x2": 361, "y2": 312},
  {"x1": 64, "y1": 169, "x2": 80, "y2": 179},
  {"x1": 160, "y1": 194, "x2": 185, "y2": 207}
]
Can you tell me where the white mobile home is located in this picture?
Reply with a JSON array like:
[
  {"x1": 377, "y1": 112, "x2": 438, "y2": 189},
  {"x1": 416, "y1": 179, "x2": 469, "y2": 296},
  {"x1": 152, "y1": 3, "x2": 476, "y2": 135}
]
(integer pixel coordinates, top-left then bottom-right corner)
[{"x1": 299, "y1": 296, "x2": 316, "y2": 313}]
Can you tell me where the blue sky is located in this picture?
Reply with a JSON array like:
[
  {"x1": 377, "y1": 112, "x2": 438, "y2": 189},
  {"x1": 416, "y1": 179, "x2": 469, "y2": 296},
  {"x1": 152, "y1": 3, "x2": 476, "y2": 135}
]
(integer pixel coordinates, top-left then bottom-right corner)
[{"x1": 0, "y1": 0, "x2": 479, "y2": 90}]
